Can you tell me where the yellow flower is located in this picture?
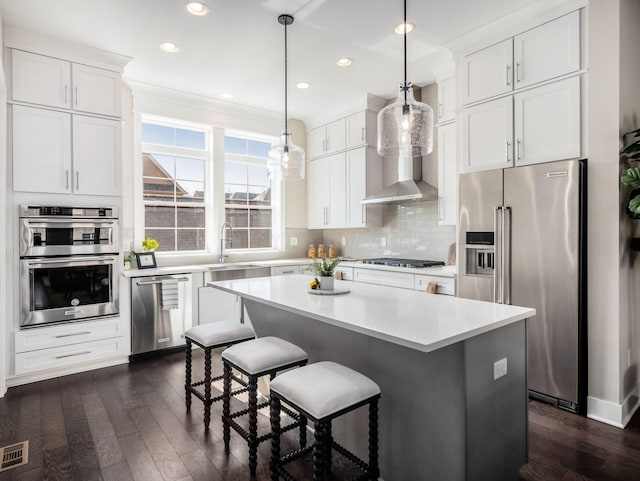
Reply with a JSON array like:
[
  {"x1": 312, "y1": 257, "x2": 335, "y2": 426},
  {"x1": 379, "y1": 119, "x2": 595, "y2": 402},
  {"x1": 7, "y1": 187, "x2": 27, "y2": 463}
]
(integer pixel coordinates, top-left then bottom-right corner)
[{"x1": 142, "y1": 237, "x2": 159, "y2": 251}]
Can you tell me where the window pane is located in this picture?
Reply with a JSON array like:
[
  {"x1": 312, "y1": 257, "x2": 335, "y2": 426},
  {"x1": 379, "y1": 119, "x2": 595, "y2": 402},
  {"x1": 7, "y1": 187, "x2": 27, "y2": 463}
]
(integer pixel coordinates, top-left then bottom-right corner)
[
  {"x1": 177, "y1": 207, "x2": 205, "y2": 228},
  {"x1": 225, "y1": 184, "x2": 249, "y2": 205},
  {"x1": 176, "y1": 129, "x2": 206, "y2": 149},
  {"x1": 231, "y1": 229, "x2": 249, "y2": 249},
  {"x1": 177, "y1": 229, "x2": 205, "y2": 251},
  {"x1": 248, "y1": 140, "x2": 271, "y2": 158},
  {"x1": 250, "y1": 209, "x2": 272, "y2": 228},
  {"x1": 145, "y1": 229, "x2": 175, "y2": 252},
  {"x1": 143, "y1": 178, "x2": 175, "y2": 201},
  {"x1": 248, "y1": 164, "x2": 269, "y2": 186},
  {"x1": 142, "y1": 123, "x2": 175, "y2": 146},
  {"x1": 248, "y1": 186, "x2": 271, "y2": 205},
  {"x1": 176, "y1": 181, "x2": 205, "y2": 201},
  {"x1": 145, "y1": 206, "x2": 175, "y2": 228},
  {"x1": 175, "y1": 157, "x2": 205, "y2": 181},
  {"x1": 250, "y1": 229, "x2": 272, "y2": 248},
  {"x1": 225, "y1": 162, "x2": 247, "y2": 185},
  {"x1": 224, "y1": 136, "x2": 247, "y2": 155},
  {"x1": 226, "y1": 208, "x2": 248, "y2": 228},
  {"x1": 143, "y1": 153, "x2": 174, "y2": 178}
]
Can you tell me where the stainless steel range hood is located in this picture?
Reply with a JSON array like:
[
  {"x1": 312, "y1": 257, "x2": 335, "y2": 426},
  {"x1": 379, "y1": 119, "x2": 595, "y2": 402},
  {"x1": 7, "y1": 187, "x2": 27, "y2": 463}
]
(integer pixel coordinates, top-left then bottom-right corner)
[{"x1": 361, "y1": 151, "x2": 438, "y2": 204}]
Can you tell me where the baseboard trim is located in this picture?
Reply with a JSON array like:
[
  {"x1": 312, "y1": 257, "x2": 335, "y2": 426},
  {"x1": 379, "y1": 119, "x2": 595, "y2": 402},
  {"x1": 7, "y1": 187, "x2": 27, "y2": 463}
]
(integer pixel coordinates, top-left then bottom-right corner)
[
  {"x1": 6, "y1": 355, "x2": 129, "y2": 388},
  {"x1": 587, "y1": 387, "x2": 640, "y2": 428}
]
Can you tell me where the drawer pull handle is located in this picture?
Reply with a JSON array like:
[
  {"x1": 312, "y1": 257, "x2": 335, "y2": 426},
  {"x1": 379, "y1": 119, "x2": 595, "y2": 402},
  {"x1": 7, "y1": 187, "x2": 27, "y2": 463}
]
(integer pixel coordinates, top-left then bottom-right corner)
[
  {"x1": 158, "y1": 337, "x2": 170, "y2": 344},
  {"x1": 136, "y1": 277, "x2": 189, "y2": 286},
  {"x1": 282, "y1": 270, "x2": 295, "y2": 274},
  {"x1": 56, "y1": 350, "x2": 91, "y2": 359},
  {"x1": 55, "y1": 331, "x2": 91, "y2": 338}
]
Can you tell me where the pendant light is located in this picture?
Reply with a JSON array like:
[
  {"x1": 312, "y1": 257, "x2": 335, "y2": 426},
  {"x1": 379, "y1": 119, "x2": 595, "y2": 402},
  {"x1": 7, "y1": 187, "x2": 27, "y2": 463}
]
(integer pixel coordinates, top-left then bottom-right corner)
[
  {"x1": 268, "y1": 14, "x2": 305, "y2": 182},
  {"x1": 377, "y1": 0, "x2": 434, "y2": 158}
]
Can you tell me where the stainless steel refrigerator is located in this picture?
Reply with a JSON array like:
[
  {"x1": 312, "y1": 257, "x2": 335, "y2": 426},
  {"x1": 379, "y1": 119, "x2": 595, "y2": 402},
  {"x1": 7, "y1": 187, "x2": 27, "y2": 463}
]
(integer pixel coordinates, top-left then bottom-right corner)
[{"x1": 457, "y1": 159, "x2": 586, "y2": 413}]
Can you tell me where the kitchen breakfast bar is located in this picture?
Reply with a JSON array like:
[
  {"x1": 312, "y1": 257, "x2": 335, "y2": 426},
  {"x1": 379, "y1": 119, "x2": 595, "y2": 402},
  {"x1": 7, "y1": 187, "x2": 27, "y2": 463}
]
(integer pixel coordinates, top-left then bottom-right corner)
[{"x1": 208, "y1": 275, "x2": 535, "y2": 481}]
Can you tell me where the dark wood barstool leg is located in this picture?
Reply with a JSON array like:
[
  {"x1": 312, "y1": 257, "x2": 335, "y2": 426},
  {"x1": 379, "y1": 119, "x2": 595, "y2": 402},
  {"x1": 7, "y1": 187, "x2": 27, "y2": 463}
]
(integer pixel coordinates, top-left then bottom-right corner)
[
  {"x1": 185, "y1": 339, "x2": 192, "y2": 412},
  {"x1": 203, "y1": 347, "x2": 212, "y2": 431},
  {"x1": 270, "y1": 396, "x2": 282, "y2": 481},
  {"x1": 313, "y1": 421, "x2": 325, "y2": 481},
  {"x1": 324, "y1": 421, "x2": 332, "y2": 473},
  {"x1": 368, "y1": 398, "x2": 380, "y2": 480},
  {"x1": 299, "y1": 414, "x2": 307, "y2": 448},
  {"x1": 248, "y1": 375, "x2": 259, "y2": 475},
  {"x1": 223, "y1": 361, "x2": 232, "y2": 449}
]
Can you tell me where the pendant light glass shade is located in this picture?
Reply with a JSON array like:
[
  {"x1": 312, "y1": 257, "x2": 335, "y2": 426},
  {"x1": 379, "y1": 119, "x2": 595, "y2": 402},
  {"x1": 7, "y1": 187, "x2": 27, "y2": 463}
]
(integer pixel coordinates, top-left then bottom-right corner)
[
  {"x1": 268, "y1": 131, "x2": 305, "y2": 181},
  {"x1": 377, "y1": 82, "x2": 434, "y2": 157}
]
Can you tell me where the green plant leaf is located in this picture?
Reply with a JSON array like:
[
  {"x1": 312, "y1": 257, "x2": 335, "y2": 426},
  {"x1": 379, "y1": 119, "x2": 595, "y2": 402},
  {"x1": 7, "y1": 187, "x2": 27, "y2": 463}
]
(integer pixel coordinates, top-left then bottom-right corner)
[
  {"x1": 307, "y1": 256, "x2": 342, "y2": 276},
  {"x1": 622, "y1": 168, "x2": 640, "y2": 187},
  {"x1": 622, "y1": 141, "x2": 640, "y2": 156},
  {"x1": 630, "y1": 194, "x2": 640, "y2": 214}
]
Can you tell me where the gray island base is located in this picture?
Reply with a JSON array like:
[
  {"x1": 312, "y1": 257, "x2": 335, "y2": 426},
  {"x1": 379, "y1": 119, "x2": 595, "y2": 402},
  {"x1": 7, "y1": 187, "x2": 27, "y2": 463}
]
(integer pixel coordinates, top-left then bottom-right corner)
[{"x1": 209, "y1": 275, "x2": 534, "y2": 480}]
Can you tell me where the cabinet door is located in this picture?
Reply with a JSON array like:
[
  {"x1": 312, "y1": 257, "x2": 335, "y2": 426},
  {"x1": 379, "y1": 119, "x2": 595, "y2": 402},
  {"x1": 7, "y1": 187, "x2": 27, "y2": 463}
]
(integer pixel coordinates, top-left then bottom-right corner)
[
  {"x1": 308, "y1": 126, "x2": 326, "y2": 159},
  {"x1": 437, "y1": 77, "x2": 456, "y2": 123},
  {"x1": 307, "y1": 158, "x2": 331, "y2": 228},
  {"x1": 12, "y1": 50, "x2": 71, "y2": 109},
  {"x1": 514, "y1": 77, "x2": 581, "y2": 167},
  {"x1": 437, "y1": 123, "x2": 457, "y2": 225},
  {"x1": 514, "y1": 11, "x2": 580, "y2": 89},
  {"x1": 72, "y1": 64, "x2": 122, "y2": 117},
  {"x1": 198, "y1": 287, "x2": 241, "y2": 323},
  {"x1": 72, "y1": 115, "x2": 121, "y2": 196},
  {"x1": 346, "y1": 147, "x2": 367, "y2": 227},
  {"x1": 461, "y1": 97, "x2": 514, "y2": 172},
  {"x1": 346, "y1": 111, "x2": 367, "y2": 149},
  {"x1": 326, "y1": 118, "x2": 346, "y2": 154},
  {"x1": 462, "y1": 39, "x2": 513, "y2": 105},
  {"x1": 12, "y1": 105, "x2": 72, "y2": 193},
  {"x1": 272, "y1": 265, "x2": 303, "y2": 276},
  {"x1": 328, "y1": 152, "x2": 346, "y2": 228}
]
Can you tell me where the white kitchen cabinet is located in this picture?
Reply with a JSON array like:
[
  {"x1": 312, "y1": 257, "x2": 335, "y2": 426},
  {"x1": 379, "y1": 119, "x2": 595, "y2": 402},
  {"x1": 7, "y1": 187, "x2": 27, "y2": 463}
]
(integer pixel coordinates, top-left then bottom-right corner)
[
  {"x1": 307, "y1": 157, "x2": 331, "y2": 229},
  {"x1": 73, "y1": 115, "x2": 121, "y2": 195},
  {"x1": 346, "y1": 147, "x2": 367, "y2": 228},
  {"x1": 272, "y1": 265, "x2": 306, "y2": 276},
  {"x1": 307, "y1": 118, "x2": 346, "y2": 159},
  {"x1": 334, "y1": 266, "x2": 353, "y2": 281},
  {"x1": 198, "y1": 286, "x2": 242, "y2": 323},
  {"x1": 308, "y1": 126, "x2": 327, "y2": 159},
  {"x1": 72, "y1": 63, "x2": 122, "y2": 117},
  {"x1": 353, "y1": 268, "x2": 415, "y2": 290},
  {"x1": 462, "y1": 39, "x2": 513, "y2": 105},
  {"x1": 328, "y1": 153, "x2": 347, "y2": 227},
  {"x1": 513, "y1": 77, "x2": 581, "y2": 166},
  {"x1": 461, "y1": 97, "x2": 514, "y2": 172},
  {"x1": 414, "y1": 275, "x2": 455, "y2": 296},
  {"x1": 513, "y1": 11, "x2": 580, "y2": 90},
  {"x1": 12, "y1": 105, "x2": 72, "y2": 193},
  {"x1": 437, "y1": 77, "x2": 456, "y2": 124},
  {"x1": 437, "y1": 123, "x2": 457, "y2": 226},
  {"x1": 11, "y1": 50, "x2": 71, "y2": 109},
  {"x1": 346, "y1": 111, "x2": 366, "y2": 148}
]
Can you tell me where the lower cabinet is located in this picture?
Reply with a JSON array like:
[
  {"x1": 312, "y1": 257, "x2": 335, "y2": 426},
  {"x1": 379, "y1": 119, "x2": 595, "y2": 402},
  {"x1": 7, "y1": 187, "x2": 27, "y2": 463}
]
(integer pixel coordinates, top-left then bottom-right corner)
[
  {"x1": 353, "y1": 268, "x2": 415, "y2": 290},
  {"x1": 271, "y1": 265, "x2": 306, "y2": 276},
  {"x1": 415, "y1": 274, "x2": 456, "y2": 296}
]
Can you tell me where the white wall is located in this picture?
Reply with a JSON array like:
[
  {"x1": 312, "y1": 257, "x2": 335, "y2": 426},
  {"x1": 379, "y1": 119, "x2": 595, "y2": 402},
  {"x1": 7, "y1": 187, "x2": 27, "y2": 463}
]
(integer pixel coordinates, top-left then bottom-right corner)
[{"x1": 0, "y1": 7, "x2": 7, "y2": 397}]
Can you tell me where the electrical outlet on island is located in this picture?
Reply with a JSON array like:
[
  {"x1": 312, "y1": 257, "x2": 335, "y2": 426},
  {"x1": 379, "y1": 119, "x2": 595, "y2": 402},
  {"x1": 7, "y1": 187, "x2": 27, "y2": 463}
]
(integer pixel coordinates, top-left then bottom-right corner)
[{"x1": 493, "y1": 358, "x2": 507, "y2": 380}]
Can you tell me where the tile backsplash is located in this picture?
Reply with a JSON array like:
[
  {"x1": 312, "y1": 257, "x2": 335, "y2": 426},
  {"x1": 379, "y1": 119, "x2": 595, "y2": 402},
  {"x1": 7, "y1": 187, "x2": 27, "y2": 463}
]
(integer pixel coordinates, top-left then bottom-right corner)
[{"x1": 323, "y1": 201, "x2": 456, "y2": 262}]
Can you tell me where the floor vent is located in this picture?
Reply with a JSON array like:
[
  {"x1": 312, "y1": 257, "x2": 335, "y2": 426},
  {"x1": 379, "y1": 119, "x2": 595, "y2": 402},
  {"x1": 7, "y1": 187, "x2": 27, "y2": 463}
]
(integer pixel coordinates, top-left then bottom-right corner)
[{"x1": 0, "y1": 441, "x2": 29, "y2": 472}]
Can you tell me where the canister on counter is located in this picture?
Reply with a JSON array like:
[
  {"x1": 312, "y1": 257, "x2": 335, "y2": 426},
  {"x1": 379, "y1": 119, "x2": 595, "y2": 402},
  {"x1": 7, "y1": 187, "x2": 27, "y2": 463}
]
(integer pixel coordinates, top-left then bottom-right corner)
[
  {"x1": 317, "y1": 244, "x2": 326, "y2": 258},
  {"x1": 307, "y1": 244, "x2": 316, "y2": 258},
  {"x1": 328, "y1": 244, "x2": 337, "y2": 259}
]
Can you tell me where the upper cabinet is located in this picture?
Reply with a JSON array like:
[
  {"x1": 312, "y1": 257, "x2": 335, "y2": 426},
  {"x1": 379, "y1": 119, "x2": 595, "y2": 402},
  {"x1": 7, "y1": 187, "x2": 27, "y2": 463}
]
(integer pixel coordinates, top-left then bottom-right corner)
[
  {"x1": 437, "y1": 77, "x2": 456, "y2": 124},
  {"x1": 308, "y1": 118, "x2": 346, "y2": 159},
  {"x1": 461, "y1": 11, "x2": 580, "y2": 106},
  {"x1": 11, "y1": 49, "x2": 122, "y2": 117}
]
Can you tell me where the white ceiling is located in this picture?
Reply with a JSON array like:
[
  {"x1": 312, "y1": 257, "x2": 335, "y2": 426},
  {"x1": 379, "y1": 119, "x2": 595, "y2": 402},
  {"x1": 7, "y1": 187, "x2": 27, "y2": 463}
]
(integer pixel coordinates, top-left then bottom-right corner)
[{"x1": 0, "y1": 0, "x2": 540, "y2": 122}]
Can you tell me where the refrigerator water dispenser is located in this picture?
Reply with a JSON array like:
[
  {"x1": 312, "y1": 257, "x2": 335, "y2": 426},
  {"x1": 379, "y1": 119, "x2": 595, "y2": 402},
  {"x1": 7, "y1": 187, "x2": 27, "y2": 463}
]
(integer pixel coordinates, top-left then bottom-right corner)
[{"x1": 465, "y1": 232, "x2": 495, "y2": 277}]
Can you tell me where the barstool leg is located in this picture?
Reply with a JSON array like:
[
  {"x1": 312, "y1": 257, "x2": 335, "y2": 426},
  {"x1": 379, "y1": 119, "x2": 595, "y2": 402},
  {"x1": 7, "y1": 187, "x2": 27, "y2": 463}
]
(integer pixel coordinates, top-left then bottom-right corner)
[
  {"x1": 222, "y1": 362, "x2": 232, "y2": 449},
  {"x1": 313, "y1": 421, "x2": 325, "y2": 481},
  {"x1": 248, "y1": 375, "x2": 259, "y2": 475},
  {"x1": 270, "y1": 396, "x2": 282, "y2": 481},
  {"x1": 368, "y1": 398, "x2": 380, "y2": 480},
  {"x1": 324, "y1": 421, "x2": 332, "y2": 473},
  {"x1": 299, "y1": 414, "x2": 307, "y2": 448},
  {"x1": 203, "y1": 347, "x2": 212, "y2": 431},
  {"x1": 185, "y1": 340, "x2": 192, "y2": 413}
]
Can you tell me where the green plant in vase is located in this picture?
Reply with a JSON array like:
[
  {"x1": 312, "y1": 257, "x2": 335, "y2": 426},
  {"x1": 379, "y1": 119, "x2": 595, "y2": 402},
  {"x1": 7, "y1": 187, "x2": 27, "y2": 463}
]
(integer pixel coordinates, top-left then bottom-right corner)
[
  {"x1": 307, "y1": 256, "x2": 342, "y2": 290},
  {"x1": 621, "y1": 128, "x2": 640, "y2": 218}
]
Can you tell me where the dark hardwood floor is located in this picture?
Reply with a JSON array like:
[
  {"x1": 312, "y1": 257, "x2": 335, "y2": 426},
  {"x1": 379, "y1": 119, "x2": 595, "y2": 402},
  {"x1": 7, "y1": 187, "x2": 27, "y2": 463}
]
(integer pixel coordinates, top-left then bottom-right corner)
[{"x1": 0, "y1": 349, "x2": 638, "y2": 480}]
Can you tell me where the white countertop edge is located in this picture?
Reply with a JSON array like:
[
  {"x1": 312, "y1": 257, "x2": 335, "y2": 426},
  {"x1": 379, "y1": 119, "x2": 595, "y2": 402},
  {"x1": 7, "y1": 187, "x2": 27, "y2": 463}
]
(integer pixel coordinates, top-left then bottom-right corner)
[{"x1": 208, "y1": 279, "x2": 532, "y2": 353}]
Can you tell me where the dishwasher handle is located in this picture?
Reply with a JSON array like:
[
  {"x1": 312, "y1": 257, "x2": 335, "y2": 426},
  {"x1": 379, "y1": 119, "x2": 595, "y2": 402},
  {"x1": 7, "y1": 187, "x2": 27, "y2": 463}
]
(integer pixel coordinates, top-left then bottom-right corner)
[{"x1": 135, "y1": 277, "x2": 190, "y2": 286}]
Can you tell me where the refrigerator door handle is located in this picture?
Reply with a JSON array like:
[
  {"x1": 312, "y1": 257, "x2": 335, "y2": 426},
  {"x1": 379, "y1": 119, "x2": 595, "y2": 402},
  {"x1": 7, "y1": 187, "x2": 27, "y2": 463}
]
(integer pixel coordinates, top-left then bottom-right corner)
[
  {"x1": 493, "y1": 205, "x2": 502, "y2": 303},
  {"x1": 503, "y1": 206, "x2": 511, "y2": 305}
]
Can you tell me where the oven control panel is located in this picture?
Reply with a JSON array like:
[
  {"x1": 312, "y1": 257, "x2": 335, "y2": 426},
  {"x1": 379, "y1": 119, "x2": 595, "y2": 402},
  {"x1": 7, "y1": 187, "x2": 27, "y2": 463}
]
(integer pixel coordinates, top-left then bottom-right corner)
[{"x1": 20, "y1": 206, "x2": 117, "y2": 218}]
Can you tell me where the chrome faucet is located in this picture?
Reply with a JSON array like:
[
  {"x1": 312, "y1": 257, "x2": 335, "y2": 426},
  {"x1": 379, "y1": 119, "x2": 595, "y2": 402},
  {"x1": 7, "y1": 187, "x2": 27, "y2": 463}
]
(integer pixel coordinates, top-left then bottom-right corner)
[{"x1": 219, "y1": 222, "x2": 233, "y2": 263}]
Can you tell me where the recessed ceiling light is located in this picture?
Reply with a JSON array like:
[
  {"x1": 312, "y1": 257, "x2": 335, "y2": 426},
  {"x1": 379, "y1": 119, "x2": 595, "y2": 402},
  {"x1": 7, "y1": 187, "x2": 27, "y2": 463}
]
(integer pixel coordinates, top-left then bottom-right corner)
[
  {"x1": 221, "y1": 93, "x2": 235, "y2": 99},
  {"x1": 186, "y1": 2, "x2": 209, "y2": 16},
  {"x1": 394, "y1": 22, "x2": 415, "y2": 34},
  {"x1": 159, "y1": 42, "x2": 180, "y2": 53},
  {"x1": 336, "y1": 58, "x2": 352, "y2": 67},
  {"x1": 296, "y1": 82, "x2": 310, "y2": 89}
]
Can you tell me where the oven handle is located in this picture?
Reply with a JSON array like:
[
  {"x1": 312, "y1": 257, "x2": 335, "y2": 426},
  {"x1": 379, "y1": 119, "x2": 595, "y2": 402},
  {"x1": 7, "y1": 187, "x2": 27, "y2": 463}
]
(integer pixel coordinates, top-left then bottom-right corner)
[
  {"x1": 136, "y1": 277, "x2": 190, "y2": 286},
  {"x1": 23, "y1": 255, "x2": 118, "y2": 269}
]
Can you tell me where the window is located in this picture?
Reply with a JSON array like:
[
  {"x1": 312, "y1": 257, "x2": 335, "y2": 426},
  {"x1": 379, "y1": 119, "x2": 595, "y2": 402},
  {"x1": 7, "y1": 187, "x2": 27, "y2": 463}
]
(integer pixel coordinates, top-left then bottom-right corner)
[
  {"x1": 224, "y1": 134, "x2": 279, "y2": 250},
  {"x1": 141, "y1": 120, "x2": 209, "y2": 252}
]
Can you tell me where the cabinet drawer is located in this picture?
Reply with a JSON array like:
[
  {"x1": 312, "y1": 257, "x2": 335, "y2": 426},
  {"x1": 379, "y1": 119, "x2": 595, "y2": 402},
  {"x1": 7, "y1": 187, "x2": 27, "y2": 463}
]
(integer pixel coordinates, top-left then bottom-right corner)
[
  {"x1": 15, "y1": 318, "x2": 121, "y2": 353},
  {"x1": 15, "y1": 337, "x2": 126, "y2": 376},
  {"x1": 272, "y1": 265, "x2": 303, "y2": 276},
  {"x1": 414, "y1": 275, "x2": 456, "y2": 296},
  {"x1": 334, "y1": 266, "x2": 353, "y2": 281},
  {"x1": 353, "y1": 269, "x2": 414, "y2": 289}
]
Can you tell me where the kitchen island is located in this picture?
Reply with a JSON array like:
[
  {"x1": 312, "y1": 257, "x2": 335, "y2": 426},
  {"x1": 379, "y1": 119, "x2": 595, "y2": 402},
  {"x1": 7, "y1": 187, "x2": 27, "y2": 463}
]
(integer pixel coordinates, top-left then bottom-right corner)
[{"x1": 208, "y1": 275, "x2": 535, "y2": 481}]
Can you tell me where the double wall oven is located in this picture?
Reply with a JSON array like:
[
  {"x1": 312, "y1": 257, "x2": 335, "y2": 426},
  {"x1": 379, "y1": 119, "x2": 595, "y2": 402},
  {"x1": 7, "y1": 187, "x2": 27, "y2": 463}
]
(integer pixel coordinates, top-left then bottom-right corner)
[{"x1": 19, "y1": 206, "x2": 120, "y2": 328}]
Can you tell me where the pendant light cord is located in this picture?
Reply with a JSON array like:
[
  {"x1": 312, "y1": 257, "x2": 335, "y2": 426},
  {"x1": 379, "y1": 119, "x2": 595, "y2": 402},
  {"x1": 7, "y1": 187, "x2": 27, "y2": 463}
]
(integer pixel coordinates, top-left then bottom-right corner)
[
  {"x1": 403, "y1": 0, "x2": 407, "y2": 106},
  {"x1": 284, "y1": 19, "x2": 289, "y2": 146}
]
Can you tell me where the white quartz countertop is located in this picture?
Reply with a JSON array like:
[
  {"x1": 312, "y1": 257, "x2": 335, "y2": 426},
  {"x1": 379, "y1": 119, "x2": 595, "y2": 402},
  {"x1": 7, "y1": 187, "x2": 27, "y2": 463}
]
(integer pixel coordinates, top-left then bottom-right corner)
[{"x1": 208, "y1": 274, "x2": 534, "y2": 353}]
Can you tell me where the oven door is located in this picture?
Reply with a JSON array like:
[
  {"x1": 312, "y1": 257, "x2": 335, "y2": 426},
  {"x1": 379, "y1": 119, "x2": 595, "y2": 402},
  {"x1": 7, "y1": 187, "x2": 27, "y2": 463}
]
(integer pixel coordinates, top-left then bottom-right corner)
[
  {"x1": 20, "y1": 255, "x2": 119, "y2": 327},
  {"x1": 19, "y1": 218, "x2": 119, "y2": 257}
]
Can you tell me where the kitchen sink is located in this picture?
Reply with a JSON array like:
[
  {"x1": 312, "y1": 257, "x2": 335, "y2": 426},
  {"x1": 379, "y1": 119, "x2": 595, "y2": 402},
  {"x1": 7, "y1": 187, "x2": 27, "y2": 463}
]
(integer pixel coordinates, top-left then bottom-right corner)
[{"x1": 207, "y1": 264, "x2": 271, "y2": 281}]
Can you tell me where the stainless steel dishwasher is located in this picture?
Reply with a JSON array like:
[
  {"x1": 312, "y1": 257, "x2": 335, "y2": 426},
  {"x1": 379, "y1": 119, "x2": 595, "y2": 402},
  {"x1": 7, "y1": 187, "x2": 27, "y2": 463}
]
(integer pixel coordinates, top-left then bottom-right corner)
[{"x1": 131, "y1": 273, "x2": 193, "y2": 357}]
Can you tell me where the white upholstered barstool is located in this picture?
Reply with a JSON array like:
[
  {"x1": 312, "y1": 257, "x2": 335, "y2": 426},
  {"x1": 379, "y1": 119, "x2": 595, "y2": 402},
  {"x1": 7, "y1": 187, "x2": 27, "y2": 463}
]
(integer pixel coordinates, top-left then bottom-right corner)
[
  {"x1": 184, "y1": 321, "x2": 256, "y2": 430},
  {"x1": 221, "y1": 336, "x2": 309, "y2": 475},
  {"x1": 269, "y1": 361, "x2": 381, "y2": 481}
]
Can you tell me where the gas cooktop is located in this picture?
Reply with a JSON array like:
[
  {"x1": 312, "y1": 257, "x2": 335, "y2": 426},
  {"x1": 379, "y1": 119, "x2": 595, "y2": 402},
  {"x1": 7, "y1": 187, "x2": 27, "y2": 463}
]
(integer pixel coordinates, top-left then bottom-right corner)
[{"x1": 362, "y1": 258, "x2": 446, "y2": 268}]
